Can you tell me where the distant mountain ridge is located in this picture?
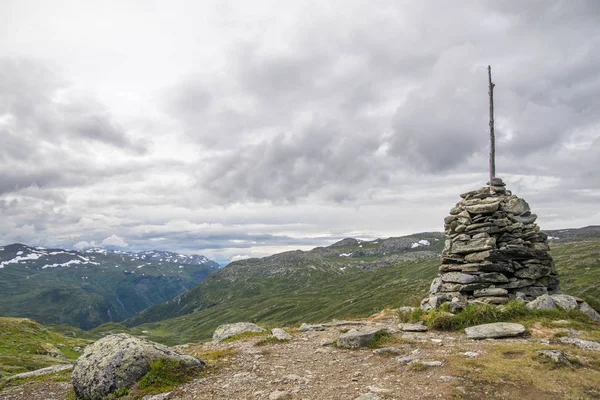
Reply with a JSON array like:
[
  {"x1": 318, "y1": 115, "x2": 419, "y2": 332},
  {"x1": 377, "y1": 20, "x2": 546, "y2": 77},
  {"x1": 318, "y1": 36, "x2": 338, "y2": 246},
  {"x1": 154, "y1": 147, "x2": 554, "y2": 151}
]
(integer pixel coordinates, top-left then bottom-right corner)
[
  {"x1": 121, "y1": 226, "x2": 600, "y2": 344},
  {"x1": 0, "y1": 243, "x2": 219, "y2": 329}
]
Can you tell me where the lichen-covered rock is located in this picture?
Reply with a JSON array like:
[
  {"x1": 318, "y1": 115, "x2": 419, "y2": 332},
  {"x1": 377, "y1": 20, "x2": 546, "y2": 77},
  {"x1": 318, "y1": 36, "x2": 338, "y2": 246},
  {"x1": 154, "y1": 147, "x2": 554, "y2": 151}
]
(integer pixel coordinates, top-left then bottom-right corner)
[
  {"x1": 549, "y1": 294, "x2": 578, "y2": 310},
  {"x1": 213, "y1": 322, "x2": 266, "y2": 342},
  {"x1": 72, "y1": 333, "x2": 204, "y2": 400},
  {"x1": 526, "y1": 294, "x2": 556, "y2": 310},
  {"x1": 579, "y1": 302, "x2": 600, "y2": 322}
]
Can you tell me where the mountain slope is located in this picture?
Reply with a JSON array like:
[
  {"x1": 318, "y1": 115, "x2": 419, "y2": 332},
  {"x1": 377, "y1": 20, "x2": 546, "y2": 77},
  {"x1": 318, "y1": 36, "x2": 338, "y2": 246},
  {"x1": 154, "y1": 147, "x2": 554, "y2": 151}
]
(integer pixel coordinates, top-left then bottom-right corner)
[
  {"x1": 0, "y1": 244, "x2": 219, "y2": 329},
  {"x1": 0, "y1": 317, "x2": 89, "y2": 379},
  {"x1": 123, "y1": 227, "x2": 600, "y2": 345},
  {"x1": 123, "y1": 233, "x2": 445, "y2": 342}
]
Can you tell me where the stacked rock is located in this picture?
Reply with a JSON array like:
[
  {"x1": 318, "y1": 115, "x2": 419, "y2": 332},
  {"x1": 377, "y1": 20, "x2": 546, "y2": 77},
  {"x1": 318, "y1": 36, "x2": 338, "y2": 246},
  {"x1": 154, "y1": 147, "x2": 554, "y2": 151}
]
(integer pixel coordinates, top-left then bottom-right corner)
[{"x1": 421, "y1": 178, "x2": 560, "y2": 311}]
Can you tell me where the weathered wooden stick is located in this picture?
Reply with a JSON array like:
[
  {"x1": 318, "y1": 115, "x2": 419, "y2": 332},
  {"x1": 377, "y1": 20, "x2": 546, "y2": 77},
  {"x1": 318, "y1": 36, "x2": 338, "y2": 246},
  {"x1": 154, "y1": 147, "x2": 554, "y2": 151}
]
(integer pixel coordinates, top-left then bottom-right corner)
[{"x1": 488, "y1": 65, "x2": 496, "y2": 191}]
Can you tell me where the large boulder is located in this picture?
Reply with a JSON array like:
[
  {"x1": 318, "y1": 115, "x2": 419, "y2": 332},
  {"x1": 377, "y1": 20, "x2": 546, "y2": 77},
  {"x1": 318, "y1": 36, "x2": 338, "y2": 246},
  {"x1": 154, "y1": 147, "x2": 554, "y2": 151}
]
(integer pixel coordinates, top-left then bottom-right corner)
[
  {"x1": 72, "y1": 333, "x2": 204, "y2": 400},
  {"x1": 212, "y1": 322, "x2": 266, "y2": 343},
  {"x1": 465, "y1": 322, "x2": 526, "y2": 340}
]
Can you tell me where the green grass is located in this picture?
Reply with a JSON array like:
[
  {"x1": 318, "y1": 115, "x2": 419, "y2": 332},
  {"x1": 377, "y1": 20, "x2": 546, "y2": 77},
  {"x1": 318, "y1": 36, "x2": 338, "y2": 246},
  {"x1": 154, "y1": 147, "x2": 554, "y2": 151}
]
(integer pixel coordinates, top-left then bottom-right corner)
[
  {"x1": 0, "y1": 317, "x2": 89, "y2": 380},
  {"x1": 423, "y1": 300, "x2": 599, "y2": 331},
  {"x1": 132, "y1": 358, "x2": 204, "y2": 399},
  {"x1": 551, "y1": 239, "x2": 600, "y2": 311},
  {"x1": 126, "y1": 257, "x2": 439, "y2": 345}
]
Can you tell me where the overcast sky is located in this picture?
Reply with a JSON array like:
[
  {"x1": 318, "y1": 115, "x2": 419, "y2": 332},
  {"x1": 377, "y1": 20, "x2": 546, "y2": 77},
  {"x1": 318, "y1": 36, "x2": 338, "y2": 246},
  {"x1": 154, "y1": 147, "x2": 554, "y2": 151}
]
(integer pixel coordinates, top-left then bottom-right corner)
[{"x1": 1, "y1": 1, "x2": 599, "y2": 264}]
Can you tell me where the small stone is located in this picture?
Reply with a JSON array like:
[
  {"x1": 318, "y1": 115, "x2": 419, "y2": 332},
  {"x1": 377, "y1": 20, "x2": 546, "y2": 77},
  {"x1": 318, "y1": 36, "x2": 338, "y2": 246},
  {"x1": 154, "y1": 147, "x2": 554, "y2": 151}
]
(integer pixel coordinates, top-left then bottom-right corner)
[
  {"x1": 367, "y1": 386, "x2": 392, "y2": 394},
  {"x1": 270, "y1": 328, "x2": 292, "y2": 341},
  {"x1": 439, "y1": 376, "x2": 464, "y2": 382},
  {"x1": 397, "y1": 356, "x2": 415, "y2": 365},
  {"x1": 373, "y1": 347, "x2": 404, "y2": 355},
  {"x1": 269, "y1": 390, "x2": 290, "y2": 400},
  {"x1": 319, "y1": 338, "x2": 336, "y2": 346},
  {"x1": 422, "y1": 361, "x2": 443, "y2": 367},
  {"x1": 298, "y1": 323, "x2": 326, "y2": 331},
  {"x1": 536, "y1": 350, "x2": 572, "y2": 366},
  {"x1": 462, "y1": 351, "x2": 480, "y2": 358},
  {"x1": 398, "y1": 323, "x2": 427, "y2": 332}
]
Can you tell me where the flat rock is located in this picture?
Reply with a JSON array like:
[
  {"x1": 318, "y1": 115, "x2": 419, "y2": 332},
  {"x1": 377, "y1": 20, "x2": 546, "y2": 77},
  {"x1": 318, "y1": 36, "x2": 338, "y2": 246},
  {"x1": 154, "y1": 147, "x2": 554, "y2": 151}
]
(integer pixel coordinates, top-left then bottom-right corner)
[
  {"x1": 451, "y1": 237, "x2": 496, "y2": 255},
  {"x1": 398, "y1": 323, "x2": 427, "y2": 332},
  {"x1": 213, "y1": 322, "x2": 266, "y2": 342},
  {"x1": 473, "y1": 288, "x2": 508, "y2": 297},
  {"x1": 373, "y1": 347, "x2": 404, "y2": 355},
  {"x1": 559, "y1": 337, "x2": 600, "y2": 351},
  {"x1": 6, "y1": 364, "x2": 72, "y2": 380},
  {"x1": 298, "y1": 323, "x2": 326, "y2": 331},
  {"x1": 465, "y1": 322, "x2": 526, "y2": 340},
  {"x1": 337, "y1": 328, "x2": 385, "y2": 348},
  {"x1": 441, "y1": 272, "x2": 478, "y2": 284},
  {"x1": 72, "y1": 333, "x2": 204, "y2": 400}
]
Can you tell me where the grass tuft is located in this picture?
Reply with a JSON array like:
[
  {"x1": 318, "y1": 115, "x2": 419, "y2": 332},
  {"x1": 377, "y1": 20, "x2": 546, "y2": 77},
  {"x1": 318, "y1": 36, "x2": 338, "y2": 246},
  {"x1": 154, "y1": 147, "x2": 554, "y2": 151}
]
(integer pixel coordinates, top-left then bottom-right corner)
[{"x1": 424, "y1": 300, "x2": 599, "y2": 331}]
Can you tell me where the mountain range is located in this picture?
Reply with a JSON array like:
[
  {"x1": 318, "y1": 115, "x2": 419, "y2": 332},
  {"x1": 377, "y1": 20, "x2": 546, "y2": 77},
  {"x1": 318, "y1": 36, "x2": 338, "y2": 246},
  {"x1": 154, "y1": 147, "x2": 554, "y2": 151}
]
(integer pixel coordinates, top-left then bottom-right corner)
[
  {"x1": 0, "y1": 244, "x2": 219, "y2": 329},
  {"x1": 2, "y1": 226, "x2": 599, "y2": 344}
]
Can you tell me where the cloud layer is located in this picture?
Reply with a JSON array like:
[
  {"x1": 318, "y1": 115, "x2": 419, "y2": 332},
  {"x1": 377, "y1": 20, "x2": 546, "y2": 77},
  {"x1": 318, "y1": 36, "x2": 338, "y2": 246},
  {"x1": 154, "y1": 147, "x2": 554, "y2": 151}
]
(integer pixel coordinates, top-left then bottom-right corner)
[{"x1": 1, "y1": 1, "x2": 599, "y2": 263}]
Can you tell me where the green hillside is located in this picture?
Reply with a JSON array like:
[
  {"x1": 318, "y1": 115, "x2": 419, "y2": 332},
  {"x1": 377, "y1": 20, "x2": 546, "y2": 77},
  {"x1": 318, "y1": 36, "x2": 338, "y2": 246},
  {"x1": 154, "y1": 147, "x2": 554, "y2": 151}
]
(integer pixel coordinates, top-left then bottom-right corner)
[
  {"x1": 0, "y1": 317, "x2": 89, "y2": 380},
  {"x1": 122, "y1": 229, "x2": 600, "y2": 345},
  {"x1": 0, "y1": 244, "x2": 219, "y2": 329}
]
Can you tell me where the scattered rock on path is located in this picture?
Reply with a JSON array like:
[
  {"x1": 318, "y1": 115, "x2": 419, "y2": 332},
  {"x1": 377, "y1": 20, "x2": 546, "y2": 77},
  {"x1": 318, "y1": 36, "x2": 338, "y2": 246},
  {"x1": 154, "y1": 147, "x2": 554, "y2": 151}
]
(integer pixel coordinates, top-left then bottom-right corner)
[
  {"x1": 536, "y1": 350, "x2": 572, "y2": 366},
  {"x1": 398, "y1": 323, "x2": 427, "y2": 332},
  {"x1": 72, "y1": 333, "x2": 204, "y2": 400},
  {"x1": 337, "y1": 328, "x2": 385, "y2": 348},
  {"x1": 465, "y1": 322, "x2": 526, "y2": 340},
  {"x1": 213, "y1": 322, "x2": 266, "y2": 343},
  {"x1": 298, "y1": 323, "x2": 326, "y2": 331},
  {"x1": 355, "y1": 393, "x2": 382, "y2": 400},
  {"x1": 269, "y1": 390, "x2": 290, "y2": 400},
  {"x1": 270, "y1": 328, "x2": 292, "y2": 341}
]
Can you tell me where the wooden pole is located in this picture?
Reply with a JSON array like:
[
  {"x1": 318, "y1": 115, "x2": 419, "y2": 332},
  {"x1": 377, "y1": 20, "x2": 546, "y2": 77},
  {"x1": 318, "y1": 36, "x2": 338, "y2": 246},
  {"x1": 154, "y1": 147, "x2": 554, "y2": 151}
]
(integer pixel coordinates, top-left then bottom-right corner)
[{"x1": 488, "y1": 65, "x2": 496, "y2": 191}]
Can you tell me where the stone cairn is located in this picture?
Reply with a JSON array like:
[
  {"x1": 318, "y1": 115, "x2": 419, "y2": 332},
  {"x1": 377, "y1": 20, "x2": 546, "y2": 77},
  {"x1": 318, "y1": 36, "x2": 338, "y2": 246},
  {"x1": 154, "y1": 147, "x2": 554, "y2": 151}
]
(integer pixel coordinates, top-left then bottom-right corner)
[{"x1": 421, "y1": 178, "x2": 560, "y2": 312}]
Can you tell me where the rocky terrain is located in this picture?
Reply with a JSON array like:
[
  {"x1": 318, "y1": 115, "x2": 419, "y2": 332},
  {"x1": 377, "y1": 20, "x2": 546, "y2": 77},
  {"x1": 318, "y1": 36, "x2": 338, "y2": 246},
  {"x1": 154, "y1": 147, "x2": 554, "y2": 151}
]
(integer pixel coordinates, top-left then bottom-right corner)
[
  {"x1": 0, "y1": 244, "x2": 219, "y2": 329},
  {"x1": 1, "y1": 310, "x2": 599, "y2": 399}
]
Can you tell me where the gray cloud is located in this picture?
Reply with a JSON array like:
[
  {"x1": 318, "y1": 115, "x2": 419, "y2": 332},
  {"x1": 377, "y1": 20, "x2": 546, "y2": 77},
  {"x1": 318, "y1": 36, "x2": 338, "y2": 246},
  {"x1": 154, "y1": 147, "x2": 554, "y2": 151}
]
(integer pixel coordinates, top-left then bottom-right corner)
[
  {"x1": 1, "y1": 1, "x2": 600, "y2": 262},
  {"x1": 196, "y1": 117, "x2": 388, "y2": 202}
]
